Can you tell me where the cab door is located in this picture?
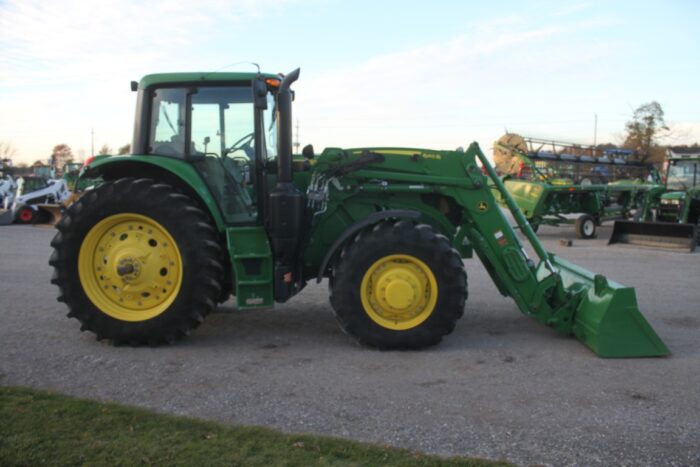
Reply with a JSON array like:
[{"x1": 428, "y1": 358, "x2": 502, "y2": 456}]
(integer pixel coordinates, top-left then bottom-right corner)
[{"x1": 189, "y1": 86, "x2": 259, "y2": 224}]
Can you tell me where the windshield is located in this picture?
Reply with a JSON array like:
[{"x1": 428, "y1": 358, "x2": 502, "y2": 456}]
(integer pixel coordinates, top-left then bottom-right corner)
[
  {"x1": 190, "y1": 87, "x2": 254, "y2": 157},
  {"x1": 147, "y1": 84, "x2": 278, "y2": 161},
  {"x1": 667, "y1": 160, "x2": 698, "y2": 190},
  {"x1": 148, "y1": 86, "x2": 254, "y2": 158}
]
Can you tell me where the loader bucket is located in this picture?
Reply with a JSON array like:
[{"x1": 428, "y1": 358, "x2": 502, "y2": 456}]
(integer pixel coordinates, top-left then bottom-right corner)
[
  {"x1": 0, "y1": 208, "x2": 14, "y2": 225},
  {"x1": 552, "y1": 255, "x2": 670, "y2": 357},
  {"x1": 609, "y1": 220, "x2": 696, "y2": 252},
  {"x1": 35, "y1": 204, "x2": 62, "y2": 225}
]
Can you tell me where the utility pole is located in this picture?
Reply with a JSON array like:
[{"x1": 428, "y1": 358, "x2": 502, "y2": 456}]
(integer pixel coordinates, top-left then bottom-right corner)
[
  {"x1": 593, "y1": 114, "x2": 598, "y2": 147},
  {"x1": 293, "y1": 120, "x2": 300, "y2": 153},
  {"x1": 91, "y1": 128, "x2": 95, "y2": 157}
]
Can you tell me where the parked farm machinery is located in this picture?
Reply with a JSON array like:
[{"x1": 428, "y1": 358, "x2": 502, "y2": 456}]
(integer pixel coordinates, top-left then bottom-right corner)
[
  {"x1": 49, "y1": 69, "x2": 668, "y2": 357},
  {"x1": 493, "y1": 133, "x2": 662, "y2": 238},
  {"x1": 610, "y1": 151, "x2": 699, "y2": 252},
  {"x1": 0, "y1": 162, "x2": 97, "y2": 226},
  {"x1": 0, "y1": 175, "x2": 72, "y2": 225},
  {"x1": 0, "y1": 173, "x2": 18, "y2": 224}
]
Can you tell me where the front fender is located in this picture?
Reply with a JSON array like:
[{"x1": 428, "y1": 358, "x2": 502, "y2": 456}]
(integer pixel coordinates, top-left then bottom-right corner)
[{"x1": 314, "y1": 209, "x2": 421, "y2": 282}]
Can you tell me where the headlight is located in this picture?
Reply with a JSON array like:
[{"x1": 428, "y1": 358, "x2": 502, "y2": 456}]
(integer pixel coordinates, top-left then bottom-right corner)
[{"x1": 660, "y1": 199, "x2": 681, "y2": 205}]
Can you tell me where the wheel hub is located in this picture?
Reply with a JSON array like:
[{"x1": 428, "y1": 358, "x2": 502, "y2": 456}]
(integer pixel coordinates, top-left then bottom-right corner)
[
  {"x1": 376, "y1": 268, "x2": 420, "y2": 311},
  {"x1": 19, "y1": 208, "x2": 33, "y2": 222},
  {"x1": 360, "y1": 255, "x2": 438, "y2": 331},
  {"x1": 116, "y1": 257, "x2": 141, "y2": 281},
  {"x1": 78, "y1": 213, "x2": 183, "y2": 321}
]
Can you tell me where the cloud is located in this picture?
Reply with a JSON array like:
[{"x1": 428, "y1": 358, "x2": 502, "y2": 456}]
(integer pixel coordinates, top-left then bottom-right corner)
[
  {"x1": 659, "y1": 122, "x2": 700, "y2": 145},
  {"x1": 0, "y1": 0, "x2": 304, "y2": 86},
  {"x1": 549, "y1": 2, "x2": 592, "y2": 18},
  {"x1": 0, "y1": 0, "x2": 306, "y2": 162},
  {"x1": 294, "y1": 12, "x2": 621, "y2": 151}
]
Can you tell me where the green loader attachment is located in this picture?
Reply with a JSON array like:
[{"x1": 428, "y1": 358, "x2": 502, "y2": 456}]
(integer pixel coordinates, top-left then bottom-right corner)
[
  {"x1": 551, "y1": 257, "x2": 669, "y2": 357},
  {"x1": 473, "y1": 145, "x2": 669, "y2": 357},
  {"x1": 609, "y1": 220, "x2": 697, "y2": 252},
  {"x1": 609, "y1": 155, "x2": 699, "y2": 252}
]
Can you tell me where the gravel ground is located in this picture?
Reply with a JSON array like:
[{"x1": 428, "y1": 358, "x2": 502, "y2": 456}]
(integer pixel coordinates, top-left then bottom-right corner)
[{"x1": 1, "y1": 222, "x2": 699, "y2": 466}]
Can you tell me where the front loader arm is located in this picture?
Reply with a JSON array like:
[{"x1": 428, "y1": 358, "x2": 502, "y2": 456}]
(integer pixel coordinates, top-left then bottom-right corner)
[{"x1": 448, "y1": 143, "x2": 668, "y2": 357}]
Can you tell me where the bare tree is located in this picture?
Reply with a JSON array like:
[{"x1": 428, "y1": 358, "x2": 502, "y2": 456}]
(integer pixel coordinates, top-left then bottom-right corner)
[
  {"x1": 623, "y1": 102, "x2": 669, "y2": 163},
  {"x1": 51, "y1": 144, "x2": 74, "y2": 168},
  {"x1": 98, "y1": 144, "x2": 112, "y2": 155},
  {"x1": 117, "y1": 144, "x2": 131, "y2": 155},
  {"x1": 1, "y1": 141, "x2": 17, "y2": 158}
]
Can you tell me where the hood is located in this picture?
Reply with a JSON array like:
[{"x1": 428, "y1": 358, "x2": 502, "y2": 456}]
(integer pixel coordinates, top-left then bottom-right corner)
[{"x1": 660, "y1": 191, "x2": 686, "y2": 201}]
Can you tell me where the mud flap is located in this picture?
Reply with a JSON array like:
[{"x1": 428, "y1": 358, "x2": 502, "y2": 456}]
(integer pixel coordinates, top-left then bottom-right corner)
[
  {"x1": 609, "y1": 220, "x2": 696, "y2": 252},
  {"x1": 553, "y1": 255, "x2": 670, "y2": 357}
]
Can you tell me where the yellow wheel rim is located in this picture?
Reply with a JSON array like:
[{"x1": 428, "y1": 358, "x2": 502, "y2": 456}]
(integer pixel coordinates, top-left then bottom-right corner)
[
  {"x1": 360, "y1": 254, "x2": 438, "y2": 331},
  {"x1": 78, "y1": 213, "x2": 183, "y2": 322}
]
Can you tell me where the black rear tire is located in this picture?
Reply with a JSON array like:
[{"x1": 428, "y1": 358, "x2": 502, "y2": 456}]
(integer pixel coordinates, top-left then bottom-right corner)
[
  {"x1": 49, "y1": 178, "x2": 224, "y2": 345},
  {"x1": 329, "y1": 221, "x2": 467, "y2": 349}
]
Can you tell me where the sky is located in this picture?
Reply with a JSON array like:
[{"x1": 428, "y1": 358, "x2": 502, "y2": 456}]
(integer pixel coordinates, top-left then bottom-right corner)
[{"x1": 1, "y1": 0, "x2": 699, "y2": 164}]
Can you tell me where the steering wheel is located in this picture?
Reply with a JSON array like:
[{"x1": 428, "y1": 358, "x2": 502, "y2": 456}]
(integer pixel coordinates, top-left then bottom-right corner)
[{"x1": 223, "y1": 132, "x2": 254, "y2": 158}]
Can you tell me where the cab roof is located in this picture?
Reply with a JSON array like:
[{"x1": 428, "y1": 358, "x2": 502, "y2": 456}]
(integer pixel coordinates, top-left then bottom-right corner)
[{"x1": 138, "y1": 72, "x2": 280, "y2": 89}]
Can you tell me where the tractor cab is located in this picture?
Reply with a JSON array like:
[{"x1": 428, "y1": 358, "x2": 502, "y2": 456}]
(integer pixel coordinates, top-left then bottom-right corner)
[
  {"x1": 131, "y1": 72, "x2": 284, "y2": 225},
  {"x1": 658, "y1": 156, "x2": 700, "y2": 223},
  {"x1": 664, "y1": 157, "x2": 699, "y2": 191}
]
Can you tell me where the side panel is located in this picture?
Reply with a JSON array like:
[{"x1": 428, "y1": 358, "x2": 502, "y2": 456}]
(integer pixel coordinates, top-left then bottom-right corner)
[
  {"x1": 303, "y1": 196, "x2": 458, "y2": 280},
  {"x1": 681, "y1": 188, "x2": 700, "y2": 223},
  {"x1": 226, "y1": 226, "x2": 274, "y2": 309}
]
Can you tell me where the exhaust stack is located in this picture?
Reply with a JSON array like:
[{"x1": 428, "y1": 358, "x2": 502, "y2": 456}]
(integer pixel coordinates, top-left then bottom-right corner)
[
  {"x1": 268, "y1": 68, "x2": 304, "y2": 302},
  {"x1": 276, "y1": 68, "x2": 300, "y2": 184}
]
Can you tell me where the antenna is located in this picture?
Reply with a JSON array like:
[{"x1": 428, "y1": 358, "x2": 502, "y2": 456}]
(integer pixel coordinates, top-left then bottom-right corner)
[
  {"x1": 593, "y1": 113, "x2": 598, "y2": 147},
  {"x1": 197, "y1": 62, "x2": 263, "y2": 82},
  {"x1": 212, "y1": 61, "x2": 261, "y2": 74}
]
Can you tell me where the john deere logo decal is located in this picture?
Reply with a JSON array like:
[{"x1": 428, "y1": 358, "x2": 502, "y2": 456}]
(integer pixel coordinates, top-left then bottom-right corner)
[{"x1": 477, "y1": 201, "x2": 488, "y2": 212}]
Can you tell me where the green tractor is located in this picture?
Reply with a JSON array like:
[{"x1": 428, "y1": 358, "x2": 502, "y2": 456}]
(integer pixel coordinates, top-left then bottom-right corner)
[
  {"x1": 50, "y1": 68, "x2": 669, "y2": 357},
  {"x1": 610, "y1": 152, "x2": 699, "y2": 251}
]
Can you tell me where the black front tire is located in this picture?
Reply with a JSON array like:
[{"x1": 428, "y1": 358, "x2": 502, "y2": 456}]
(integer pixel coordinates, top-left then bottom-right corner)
[
  {"x1": 50, "y1": 178, "x2": 224, "y2": 345},
  {"x1": 329, "y1": 221, "x2": 467, "y2": 350}
]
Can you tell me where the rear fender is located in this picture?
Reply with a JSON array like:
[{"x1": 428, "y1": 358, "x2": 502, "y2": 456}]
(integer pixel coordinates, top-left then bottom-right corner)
[{"x1": 83, "y1": 155, "x2": 225, "y2": 230}]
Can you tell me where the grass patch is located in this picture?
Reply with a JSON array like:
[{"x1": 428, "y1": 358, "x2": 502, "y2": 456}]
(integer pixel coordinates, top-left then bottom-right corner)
[{"x1": 0, "y1": 386, "x2": 511, "y2": 466}]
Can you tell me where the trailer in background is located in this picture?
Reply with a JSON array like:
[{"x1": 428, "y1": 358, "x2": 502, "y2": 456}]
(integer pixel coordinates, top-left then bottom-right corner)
[{"x1": 493, "y1": 133, "x2": 662, "y2": 239}]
